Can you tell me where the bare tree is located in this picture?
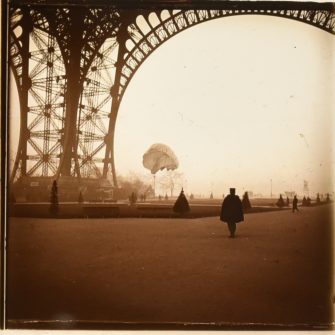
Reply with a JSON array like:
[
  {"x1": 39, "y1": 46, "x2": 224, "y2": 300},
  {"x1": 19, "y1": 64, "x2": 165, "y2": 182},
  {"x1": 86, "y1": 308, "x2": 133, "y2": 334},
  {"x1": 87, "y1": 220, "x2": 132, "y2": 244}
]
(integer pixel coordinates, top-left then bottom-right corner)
[
  {"x1": 159, "y1": 171, "x2": 184, "y2": 197},
  {"x1": 117, "y1": 172, "x2": 154, "y2": 199}
]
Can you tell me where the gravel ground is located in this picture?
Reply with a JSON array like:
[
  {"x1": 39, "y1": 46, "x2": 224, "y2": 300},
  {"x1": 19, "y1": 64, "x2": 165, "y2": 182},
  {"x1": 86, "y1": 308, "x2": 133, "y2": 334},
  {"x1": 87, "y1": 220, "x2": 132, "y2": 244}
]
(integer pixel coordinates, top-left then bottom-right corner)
[{"x1": 6, "y1": 204, "x2": 334, "y2": 330}]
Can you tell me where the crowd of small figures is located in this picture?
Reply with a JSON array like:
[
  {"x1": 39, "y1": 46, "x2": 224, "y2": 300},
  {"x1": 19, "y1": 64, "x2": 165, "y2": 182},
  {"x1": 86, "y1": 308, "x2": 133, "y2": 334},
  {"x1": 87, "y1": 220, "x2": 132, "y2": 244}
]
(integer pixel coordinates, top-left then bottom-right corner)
[
  {"x1": 276, "y1": 193, "x2": 331, "y2": 208},
  {"x1": 18, "y1": 179, "x2": 331, "y2": 217}
]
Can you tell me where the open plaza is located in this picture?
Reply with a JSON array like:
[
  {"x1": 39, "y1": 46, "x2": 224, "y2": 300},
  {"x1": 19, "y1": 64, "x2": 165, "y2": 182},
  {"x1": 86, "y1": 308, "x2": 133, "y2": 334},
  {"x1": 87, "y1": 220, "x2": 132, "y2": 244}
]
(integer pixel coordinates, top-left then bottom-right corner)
[{"x1": 6, "y1": 204, "x2": 333, "y2": 330}]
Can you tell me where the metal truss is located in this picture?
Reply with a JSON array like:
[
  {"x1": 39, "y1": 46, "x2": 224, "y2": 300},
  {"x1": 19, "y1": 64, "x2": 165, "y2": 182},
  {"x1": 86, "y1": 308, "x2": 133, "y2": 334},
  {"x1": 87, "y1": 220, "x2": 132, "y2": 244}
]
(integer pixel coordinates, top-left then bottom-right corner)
[
  {"x1": 9, "y1": 6, "x2": 121, "y2": 183},
  {"x1": 10, "y1": 8, "x2": 66, "y2": 181},
  {"x1": 102, "y1": 5, "x2": 335, "y2": 186},
  {"x1": 119, "y1": 8, "x2": 335, "y2": 98},
  {"x1": 8, "y1": 1, "x2": 335, "y2": 192},
  {"x1": 76, "y1": 38, "x2": 119, "y2": 179}
]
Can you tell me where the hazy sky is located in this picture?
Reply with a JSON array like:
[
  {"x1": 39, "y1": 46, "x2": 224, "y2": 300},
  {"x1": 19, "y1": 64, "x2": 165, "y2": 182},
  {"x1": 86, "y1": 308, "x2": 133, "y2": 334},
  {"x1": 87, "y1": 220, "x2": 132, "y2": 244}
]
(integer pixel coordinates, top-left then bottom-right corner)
[
  {"x1": 115, "y1": 15, "x2": 334, "y2": 197},
  {"x1": 10, "y1": 14, "x2": 335, "y2": 197}
]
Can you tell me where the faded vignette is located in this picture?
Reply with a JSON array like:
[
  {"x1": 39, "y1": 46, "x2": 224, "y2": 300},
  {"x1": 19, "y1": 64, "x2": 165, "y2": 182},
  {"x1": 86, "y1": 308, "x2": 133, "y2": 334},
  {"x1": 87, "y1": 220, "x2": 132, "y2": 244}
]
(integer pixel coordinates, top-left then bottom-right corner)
[{"x1": 2, "y1": 0, "x2": 335, "y2": 332}]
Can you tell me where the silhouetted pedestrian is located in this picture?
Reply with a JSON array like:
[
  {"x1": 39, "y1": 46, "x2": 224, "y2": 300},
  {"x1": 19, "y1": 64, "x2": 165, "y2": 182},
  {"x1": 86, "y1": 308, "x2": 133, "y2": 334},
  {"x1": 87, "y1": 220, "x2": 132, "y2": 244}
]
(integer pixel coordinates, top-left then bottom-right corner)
[
  {"x1": 292, "y1": 195, "x2": 299, "y2": 212},
  {"x1": 129, "y1": 192, "x2": 137, "y2": 205},
  {"x1": 220, "y1": 188, "x2": 244, "y2": 238},
  {"x1": 50, "y1": 180, "x2": 59, "y2": 217},
  {"x1": 316, "y1": 193, "x2": 321, "y2": 204},
  {"x1": 78, "y1": 190, "x2": 84, "y2": 203},
  {"x1": 326, "y1": 193, "x2": 330, "y2": 203}
]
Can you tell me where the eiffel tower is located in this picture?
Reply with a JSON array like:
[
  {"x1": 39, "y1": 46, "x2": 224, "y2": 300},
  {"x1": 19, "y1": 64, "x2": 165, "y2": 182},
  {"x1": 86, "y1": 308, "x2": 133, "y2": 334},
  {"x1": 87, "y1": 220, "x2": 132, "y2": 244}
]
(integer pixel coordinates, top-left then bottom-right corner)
[{"x1": 7, "y1": 0, "x2": 335, "y2": 201}]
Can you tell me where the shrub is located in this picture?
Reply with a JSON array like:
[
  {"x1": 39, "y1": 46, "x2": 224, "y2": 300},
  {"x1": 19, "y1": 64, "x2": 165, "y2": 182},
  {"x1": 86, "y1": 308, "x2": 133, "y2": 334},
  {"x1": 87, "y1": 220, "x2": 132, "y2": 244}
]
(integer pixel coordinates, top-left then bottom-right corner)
[
  {"x1": 242, "y1": 191, "x2": 252, "y2": 210},
  {"x1": 173, "y1": 188, "x2": 190, "y2": 214},
  {"x1": 276, "y1": 194, "x2": 285, "y2": 208}
]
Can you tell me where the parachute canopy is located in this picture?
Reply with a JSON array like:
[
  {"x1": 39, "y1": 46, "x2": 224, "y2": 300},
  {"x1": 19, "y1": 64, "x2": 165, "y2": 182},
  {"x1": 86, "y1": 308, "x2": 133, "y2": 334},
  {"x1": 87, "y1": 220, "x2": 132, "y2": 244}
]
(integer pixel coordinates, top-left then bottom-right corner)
[{"x1": 143, "y1": 143, "x2": 179, "y2": 174}]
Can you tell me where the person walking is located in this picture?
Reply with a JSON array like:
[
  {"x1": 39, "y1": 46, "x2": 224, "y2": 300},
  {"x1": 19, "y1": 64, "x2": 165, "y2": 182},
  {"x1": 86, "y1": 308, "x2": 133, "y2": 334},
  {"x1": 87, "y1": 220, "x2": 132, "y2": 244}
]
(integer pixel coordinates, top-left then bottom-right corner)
[
  {"x1": 220, "y1": 188, "x2": 244, "y2": 238},
  {"x1": 292, "y1": 195, "x2": 299, "y2": 212}
]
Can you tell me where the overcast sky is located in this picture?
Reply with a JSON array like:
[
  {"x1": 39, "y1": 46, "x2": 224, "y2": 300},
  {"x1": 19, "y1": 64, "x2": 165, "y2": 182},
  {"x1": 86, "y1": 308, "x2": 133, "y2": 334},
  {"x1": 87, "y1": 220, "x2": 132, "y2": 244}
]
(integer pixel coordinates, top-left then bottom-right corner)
[
  {"x1": 10, "y1": 13, "x2": 334, "y2": 197},
  {"x1": 115, "y1": 15, "x2": 334, "y2": 197}
]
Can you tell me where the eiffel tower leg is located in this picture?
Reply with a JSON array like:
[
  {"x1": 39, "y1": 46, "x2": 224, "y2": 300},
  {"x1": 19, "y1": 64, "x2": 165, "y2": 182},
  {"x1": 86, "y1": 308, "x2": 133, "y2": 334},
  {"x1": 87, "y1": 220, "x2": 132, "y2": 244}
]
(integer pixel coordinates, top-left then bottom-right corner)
[
  {"x1": 57, "y1": 10, "x2": 84, "y2": 178},
  {"x1": 10, "y1": 8, "x2": 31, "y2": 183},
  {"x1": 102, "y1": 19, "x2": 130, "y2": 187}
]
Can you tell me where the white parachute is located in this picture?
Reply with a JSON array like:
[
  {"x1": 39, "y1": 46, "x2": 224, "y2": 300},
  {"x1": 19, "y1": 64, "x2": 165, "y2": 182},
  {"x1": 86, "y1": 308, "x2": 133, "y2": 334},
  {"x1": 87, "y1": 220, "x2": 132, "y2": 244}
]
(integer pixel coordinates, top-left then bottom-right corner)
[{"x1": 143, "y1": 143, "x2": 179, "y2": 174}]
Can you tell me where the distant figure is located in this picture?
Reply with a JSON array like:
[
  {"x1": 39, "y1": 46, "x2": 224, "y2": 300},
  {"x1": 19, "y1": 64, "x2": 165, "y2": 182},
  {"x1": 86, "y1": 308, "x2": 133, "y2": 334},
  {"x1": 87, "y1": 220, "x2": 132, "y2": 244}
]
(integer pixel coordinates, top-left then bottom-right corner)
[
  {"x1": 302, "y1": 196, "x2": 307, "y2": 206},
  {"x1": 78, "y1": 191, "x2": 84, "y2": 204},
  {"x1": 276, "y1": 194, "x2": 285, "y2": 208},
  {"x1": 292, "y1": 195, "x2": 299, "y2": 212},
  {"x1": 316, "y1": 193, "x2": 321, "y2": 204},
  {"x1": 306, "y1": 197, "x2": 311, "y2": 206},
  {"x1": 50, "y1": 180, "x2": 59, "y2": 217},
  {"x1": 326, "y1": 193, "x2": 330, "y2": 203},
  {"x1": 165, "y1": 193, "x2": 169, "y2": 201},
  {"x1": 286, "y1": 197, "x2": 290, "y2": 206},
  {"x1": 220, "y1": 188, "x2": 244, "y2": 238},
  {"x1": 129, "y1": 192, "x2": 137, "y2": 205}
]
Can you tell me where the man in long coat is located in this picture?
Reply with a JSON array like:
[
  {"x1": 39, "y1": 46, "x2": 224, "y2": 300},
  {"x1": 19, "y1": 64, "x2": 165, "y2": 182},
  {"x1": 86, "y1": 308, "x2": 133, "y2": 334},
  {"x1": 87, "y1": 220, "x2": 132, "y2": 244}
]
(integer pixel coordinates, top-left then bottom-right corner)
[
  {"x1": 220, "y1": 188, "x2": 244, "y2": 238},
  {"x1": 292, "y1": 195, "x2": 299, "y2": 212}
]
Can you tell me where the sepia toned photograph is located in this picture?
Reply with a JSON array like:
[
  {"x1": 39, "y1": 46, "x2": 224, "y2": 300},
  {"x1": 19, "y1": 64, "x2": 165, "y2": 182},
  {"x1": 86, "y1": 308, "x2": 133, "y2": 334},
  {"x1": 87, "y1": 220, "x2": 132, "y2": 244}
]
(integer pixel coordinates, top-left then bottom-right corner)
[{"x1": 2, "y1": 0, "x2": 334, "y2": 330}]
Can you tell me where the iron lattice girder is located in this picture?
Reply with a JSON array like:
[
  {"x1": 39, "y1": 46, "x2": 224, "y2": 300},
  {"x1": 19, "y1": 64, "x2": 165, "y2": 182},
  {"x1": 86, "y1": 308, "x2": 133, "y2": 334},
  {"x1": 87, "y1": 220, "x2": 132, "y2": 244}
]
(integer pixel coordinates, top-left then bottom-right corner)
[
  {"x1": 101, "y1": 3, "x2": 335, "y2": 184},
  {"x1": 9, "y1": 11, "x2": 66, "y2": 180},
  {"x1": 9, "y1": 1, "x2": 335, "y2": 11},
  {"x1": 28, "y1": 7, "x2": 121, "y2": 81},
  {"x1": 117, "y1": 6, "x2": 335, "y2": 100},
  {"x1": 8, "y1": 0, "x2": 335, "y2": 188},
  {"x1": 12, "y1": 6, "x2": 122, "y2": 178}
]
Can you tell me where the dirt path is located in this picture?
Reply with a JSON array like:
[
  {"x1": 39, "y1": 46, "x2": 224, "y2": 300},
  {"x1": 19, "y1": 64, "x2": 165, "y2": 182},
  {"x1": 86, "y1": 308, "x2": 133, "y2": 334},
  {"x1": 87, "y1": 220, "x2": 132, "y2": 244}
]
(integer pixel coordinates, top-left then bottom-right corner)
[{"x1": 6, "y1": 205, "x2": 334, "y2": 329}]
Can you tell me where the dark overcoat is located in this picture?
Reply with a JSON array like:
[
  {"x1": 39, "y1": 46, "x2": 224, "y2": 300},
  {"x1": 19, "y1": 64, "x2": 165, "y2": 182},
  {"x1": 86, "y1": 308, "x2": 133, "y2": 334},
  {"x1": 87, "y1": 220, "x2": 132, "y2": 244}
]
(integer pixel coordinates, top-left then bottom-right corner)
[{"x1": 220, "y1": 194, "x2": 244, "y2": 223}]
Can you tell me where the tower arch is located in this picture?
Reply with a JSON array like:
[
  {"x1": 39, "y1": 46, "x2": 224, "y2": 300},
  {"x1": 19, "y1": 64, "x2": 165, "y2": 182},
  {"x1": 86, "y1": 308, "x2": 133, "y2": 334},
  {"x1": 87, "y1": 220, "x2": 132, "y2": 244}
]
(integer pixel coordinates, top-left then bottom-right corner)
[
  {"x1": 8, "y1": 1, "x2": 335, "y2": 199},
  {"x1": 102, "y1": 5, "x2": 335, "y2": 187}
]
